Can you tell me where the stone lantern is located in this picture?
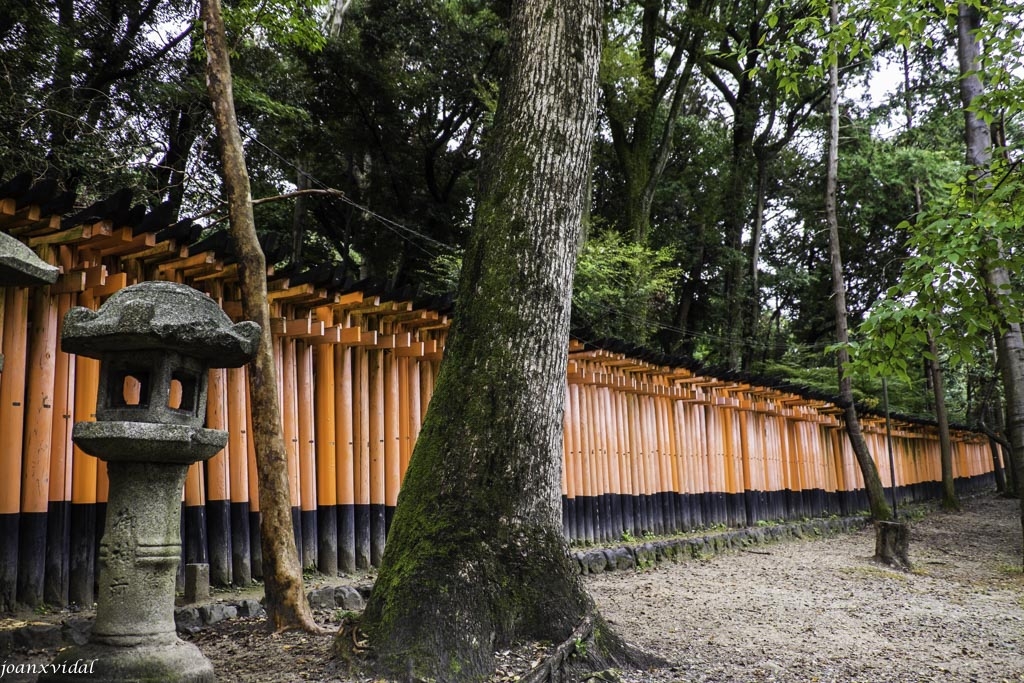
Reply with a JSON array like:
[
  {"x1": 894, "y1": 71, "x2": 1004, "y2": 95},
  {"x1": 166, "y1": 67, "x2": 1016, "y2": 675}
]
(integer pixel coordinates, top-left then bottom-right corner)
[
  {"x1": 0, "y1": 231, "x2": 59, "y2": 287},
  {"x1": 0, "y1": 230, "x2": 59, "y2": 372},
  {"x1": 41, "y1": 281, "x2": 260, "y2": 683}
]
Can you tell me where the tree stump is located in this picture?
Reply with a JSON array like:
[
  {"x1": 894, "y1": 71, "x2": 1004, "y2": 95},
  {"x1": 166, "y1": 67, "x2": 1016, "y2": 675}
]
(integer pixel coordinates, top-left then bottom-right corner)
[{"x1": 874, "y1": 520, "x2": 911, "y2": 570}]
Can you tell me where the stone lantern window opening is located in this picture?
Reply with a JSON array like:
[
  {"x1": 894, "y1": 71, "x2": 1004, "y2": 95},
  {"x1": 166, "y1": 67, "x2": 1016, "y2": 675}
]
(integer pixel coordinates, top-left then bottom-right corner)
[
  {"x1": 111, "y1": 368, "x2": 150, "y2": 408},
  {"x1": 95, "y1": 350, "x2": 208, "y2": 427},
  {"x1": 168, "y1": 377, "x2": 183, "y2": 410},
  {"x1": 170, "y1": 367, "x2": 200, "y2": 414}
]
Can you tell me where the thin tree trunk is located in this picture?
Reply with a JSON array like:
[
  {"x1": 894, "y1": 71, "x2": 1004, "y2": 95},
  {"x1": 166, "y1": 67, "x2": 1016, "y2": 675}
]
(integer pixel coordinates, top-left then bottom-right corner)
[
  {"x1": 721, "y1": 95, "x2": 757, "y2": 370},
  {"x1": 927, "y1": 331, "x2": 959, "y2": 509},
  {"x1": 989, "y1": 438, "x2": 1008, "y2": 494},
  {"x1": 957, "y1": 1, "x2": 1024, "y2": 564},
  {"x1": 601, "y1": 0, "x2": 702, "y2": 244},
  {"x1": 659, "y1": 222, "x2": 706, "y2": 355},
  {"x1": 743, "y1": 151, "x2": 769, "y2": 370},
  {"x1": 911, "y1": 174, "x2": 957, "y2": 509},
  {"x1": 1004, "y1": 439, "x2": 1020, "y2": 496},
  {"x1": 985, "y1": 341, "x2": 1018, "y2": 495},
  {"x1": 291, "y1": 163, "x2": 310, "y2": 267},
  {"x1": 825, "y1": 0, "x2": 892, "y2": 525},
  {"x1": 353, "y1": 2, "x2": 647, "y2": 680},
  {"x1": 200, "y1": 0, "x2": 319, "y2": 632}
]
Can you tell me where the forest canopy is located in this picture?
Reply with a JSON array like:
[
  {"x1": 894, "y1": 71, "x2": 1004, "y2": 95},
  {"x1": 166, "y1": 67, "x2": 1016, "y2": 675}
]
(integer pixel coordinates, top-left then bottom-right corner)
[{"x1": 3, "y1": 0, "x2": 1024, "y2": 426}]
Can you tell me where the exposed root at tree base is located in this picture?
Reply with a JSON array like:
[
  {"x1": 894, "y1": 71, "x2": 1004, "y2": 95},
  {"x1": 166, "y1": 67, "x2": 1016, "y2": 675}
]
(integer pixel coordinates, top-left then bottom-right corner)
[
  {"x1": 332, "y1": 615, "x2": 370, "y2": 666},
  {"x1": 520, "y1": 612, "x2": 666, "y2": 683},
  {"x1": 267, "y1": 611, "x2": 331, "y2": 635},
  {"x1": 333, "y1": 611, "x2": 665, "y2": 683}
]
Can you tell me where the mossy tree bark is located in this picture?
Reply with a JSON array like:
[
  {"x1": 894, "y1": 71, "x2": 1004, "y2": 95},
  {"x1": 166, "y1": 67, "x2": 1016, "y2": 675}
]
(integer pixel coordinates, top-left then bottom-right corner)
[
  {"x1": 356, "y1": 1, "x2": 628, "y2": 680},
  {"x1": 824, "y1": 0, "x2": 893, "y2": 528},
  {"x1": 200, "y1": 0, "x2": 319, "y2": 631}
]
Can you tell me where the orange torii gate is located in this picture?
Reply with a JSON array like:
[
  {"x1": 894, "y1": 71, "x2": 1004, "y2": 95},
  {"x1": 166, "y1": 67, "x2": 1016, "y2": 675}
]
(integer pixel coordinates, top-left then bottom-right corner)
[{"x1": 0, "y1": 177, "x2": 1002, "y2": 610}]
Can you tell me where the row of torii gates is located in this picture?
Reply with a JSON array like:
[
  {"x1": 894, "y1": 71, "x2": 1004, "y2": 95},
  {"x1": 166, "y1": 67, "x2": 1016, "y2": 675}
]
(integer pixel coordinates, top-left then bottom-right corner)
[{"x1": 0, "y1": 176, "x2": 1000, "y2": 610}]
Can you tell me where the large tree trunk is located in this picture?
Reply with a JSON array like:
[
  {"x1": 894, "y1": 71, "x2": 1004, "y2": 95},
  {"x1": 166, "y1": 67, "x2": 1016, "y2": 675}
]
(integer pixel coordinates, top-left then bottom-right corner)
[
  {"x1": 824, "y1": 0, "x2": 893, "y2": 529},
  {"x1": 957, "y1": 1, "x2": 1024, "y2": 564},
  {"x1": 200, "y1": 0, "x2": 319, "y2": 631},
  {"x1": 355, "y1": 2, "x2": 638, "y2": 680}
]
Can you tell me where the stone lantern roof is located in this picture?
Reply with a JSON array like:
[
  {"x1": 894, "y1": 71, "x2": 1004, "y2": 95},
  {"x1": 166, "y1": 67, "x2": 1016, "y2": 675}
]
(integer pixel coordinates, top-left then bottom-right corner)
[
  {"x1": 0, "y1": 231, "x2": 59, "y2": 285},
  {"x1": 61, "y1": 280, "x2": 260, "y2": 367}
]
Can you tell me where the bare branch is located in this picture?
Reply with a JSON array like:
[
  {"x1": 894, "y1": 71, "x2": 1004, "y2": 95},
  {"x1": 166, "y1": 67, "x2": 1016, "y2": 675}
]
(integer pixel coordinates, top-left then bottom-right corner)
[{"x1": 192, "y1": 187, "x2": 347, "y2": 224}]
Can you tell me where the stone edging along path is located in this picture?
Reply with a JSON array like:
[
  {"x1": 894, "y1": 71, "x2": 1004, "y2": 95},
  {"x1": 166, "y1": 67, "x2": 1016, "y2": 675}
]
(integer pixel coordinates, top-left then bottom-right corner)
[
  {"x1": 0, "y1": 514, "x2": 870, "y2": 655},
  {"x1": 571, "y1": 514, "x2": 872, "y2": 576}
]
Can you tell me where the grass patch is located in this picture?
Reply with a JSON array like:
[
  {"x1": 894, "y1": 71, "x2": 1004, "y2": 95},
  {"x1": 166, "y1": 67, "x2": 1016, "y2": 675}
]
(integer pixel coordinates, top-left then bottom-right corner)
[
  {"x1": 995, "y1": 562, "x2": 1024, "y2": 576},
  {"x1": 839, "y1": 565, "x2": 910, "y2": 582}
]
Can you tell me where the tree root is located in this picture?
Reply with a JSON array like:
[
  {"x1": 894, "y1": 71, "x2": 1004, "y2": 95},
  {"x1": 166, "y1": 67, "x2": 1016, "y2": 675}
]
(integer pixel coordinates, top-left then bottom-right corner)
[
  {"x1": 266, "y1": 608, "x2": 332, "y2": 635},
  {"x1": 520, "y1": 613, "x2": 664, "y2": 683},
  {"x1": 520, "y1": 614, "x2": 596, "y2": 683},
  {"x1": 266, "y1": 606, "x2": 330, "y2": 635},
  {"x1": 332, "y1": 614, "x2": 370, "y2": 665}
]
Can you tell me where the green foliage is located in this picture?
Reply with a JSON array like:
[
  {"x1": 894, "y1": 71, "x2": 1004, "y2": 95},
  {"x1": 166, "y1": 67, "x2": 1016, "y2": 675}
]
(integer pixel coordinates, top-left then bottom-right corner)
[
  {"x1": 232, "y1": 75, "x2": 313, "y2": 123},
  {"x1": 962, "y1": 0, "x2": 1024, "y2": 124},
  {"x1": 755, "y1": 362, "x2": 842, "y2": 395},
  {"x1": 572, "y1": 230, "x2": 680, "y2": 345},
  {"x1": 6, "y1": 0, "x2": 1024, "y2": 428},
  {"x1": 599, "y1": 13, "x2": 657, "y2": 123},
  {"x1": 273, "y1": 0, "x2": 503, "y2": 280},
  {"x1": 223, "y1": 0, "x2": 328, "y2": 53},
  {"x1": 418, "y1": 251, "x2": 465, "y2": 296},
  {"x1": 0, "y1": 0, "x2": 201, "y2": 201},
  {"x1": 852, "y1": 161, "x2": 1024, "y2": 385},
  {"x1": 757, "y1": 0, "x2": 873, "y2": 90},
  {"x1": 417, "y1": 230, "x2": 680, "y2": 347},
  {"x1": 768, "y1": 121, "x2": 957, "y2": 356},
  {"x1": 752, "y1": 359, "x2": 939, "y2": 417}
]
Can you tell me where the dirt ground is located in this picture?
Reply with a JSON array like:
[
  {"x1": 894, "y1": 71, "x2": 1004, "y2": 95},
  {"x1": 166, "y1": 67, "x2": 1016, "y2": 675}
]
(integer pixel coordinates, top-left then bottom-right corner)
[
  {"x1": 180, "y1": 494, "x2": 1023, "y2": 683},
  {"x1": 5, "y1": 494, "x2": 1022, "y2": 682},
  {"x1": 589, "y1": 494, "x2": 1024, "y2": 683}
]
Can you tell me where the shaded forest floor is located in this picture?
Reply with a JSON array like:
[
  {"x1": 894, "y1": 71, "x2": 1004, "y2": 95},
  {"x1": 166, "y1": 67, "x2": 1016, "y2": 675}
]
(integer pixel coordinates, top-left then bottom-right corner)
[
  {"x1": 4, "y1": 494, "x2": 1022, "y2": 682},
  {"x1": 189, "y1": 494, "x2": 1022, "y2": 682}
]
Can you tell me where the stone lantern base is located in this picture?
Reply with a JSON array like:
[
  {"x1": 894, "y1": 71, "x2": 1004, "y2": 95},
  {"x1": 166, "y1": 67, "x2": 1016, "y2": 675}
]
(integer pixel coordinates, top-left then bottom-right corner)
[
  {"x1": 39, "y1": 640, "x2": 214, "y2": 683},
  {"x1": 38, "y1": 428, "x2": 225, "y2": 683}
]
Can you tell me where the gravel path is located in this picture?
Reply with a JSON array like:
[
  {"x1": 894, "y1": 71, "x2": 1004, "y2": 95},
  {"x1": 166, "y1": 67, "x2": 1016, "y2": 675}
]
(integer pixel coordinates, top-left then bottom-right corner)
[{"x1": 589, "y1": 494, "x2": 1024, "y2": 683}]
